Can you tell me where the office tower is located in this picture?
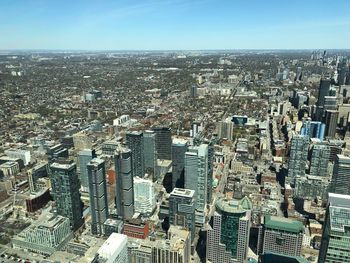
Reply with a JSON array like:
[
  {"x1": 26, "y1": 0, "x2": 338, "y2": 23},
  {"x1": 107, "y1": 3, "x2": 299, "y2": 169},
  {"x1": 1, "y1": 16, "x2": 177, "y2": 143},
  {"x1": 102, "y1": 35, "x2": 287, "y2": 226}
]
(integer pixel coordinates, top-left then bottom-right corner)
[
  {"x1": 207, "y1": 197, "x2": 252, "y2": 263},
  {"x1": 169, "y1": 188, "x2": 196, "y2": 241},
  {"x1": 217, "y1": 119, "x2": 233, "y2": 140},
  {"x1": 78, "y1": 149, "x2": 96, "y2": 192},
  {"x1": 325, "y1": 110, "x2": 339, "y2": 138},
  {"x1": 309, "y1": 140, "x2": 330, "y2": 177},
  {"x1": 115, "y1": 149, "x2": 134, "y2": 219},
  {"x1": 185, "y1": 144, "x2": 208, "y2": 225},
  {"x1": 262, "y1": 216, "x2": 304, "y2": 257},
  {"x1": 331, "y1": 155, "x2": 350, "y2": 195},
  {"x1": 143, "y1": 130, "x2": 156, "y2": 176},
  {"x1": 134, "y1": 177, "x2": 156, "y2": 215},
  {"x1": 323, "y1": 96, "x2": 337, "y2": 111},
  {"x1": 72, "y1": 132, "x2": 93, "y2": 151},
  {"x1": 50, "y1": 161, "x2": 83, "y2": 230},
  {"x1": 206, "y1": 141, "x2": 214, "y2": 204},
  {"x1": 318, "y1": 193, "x2": 350, "y2": 263},
  {"x1": 171, "y1": 138, "x2": 188, "y2": 189},
  {"x1": 315, "y1": 78, "x2": 331, "y2": 120},
  {"x1": 126, "y1": 131, "x2": 144, "y2": 177},
  {"x1": 287, "y1": 135, "x2": 309, "y2": 184},
  {"x1": 153, "y1": 127, "x2": 172, "y2": 160},
  {"x1": 300, "y1": 120, "x2": 325, "y2": 140},
  {"x1": 12, "y1": 213, "x2": 73, "y2": 256},
  {"x1": 190, "y1": 85, "x2": 197, "y2": 98},
  {"x1": 96, "y1": 233, "x2": 128, "y2": 263},
  {"x1": 152, "y1": 225, "x2": 191, "y2": 263},
  {"x1": 47, "y1": 144, "x2": 68, "y2": 164},
  {"x1": 87, "y1": 158, "x2": 109, "y2": 235},
  {"x1": 317, "y1": 78, "x2": 331, "y2": 107}
]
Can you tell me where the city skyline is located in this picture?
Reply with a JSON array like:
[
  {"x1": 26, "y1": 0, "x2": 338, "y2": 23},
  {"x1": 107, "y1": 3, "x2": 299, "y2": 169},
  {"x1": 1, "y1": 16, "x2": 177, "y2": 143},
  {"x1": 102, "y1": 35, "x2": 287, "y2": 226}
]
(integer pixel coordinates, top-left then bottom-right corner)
[{"x1": 1, "y1": 0, "x2": 350, "y2": 50}]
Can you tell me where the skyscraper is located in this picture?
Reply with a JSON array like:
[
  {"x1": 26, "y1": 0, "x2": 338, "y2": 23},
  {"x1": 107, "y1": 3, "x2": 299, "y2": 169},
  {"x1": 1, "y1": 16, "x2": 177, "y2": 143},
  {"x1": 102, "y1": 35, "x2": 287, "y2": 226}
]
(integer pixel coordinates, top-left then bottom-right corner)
[
  {"x1": 134, "y1": 177, "x2": 156, "y2": 215},
  {"x1": 318, "y1": 193, "x2": 350, "y2": 263},
  {"x1": 287, "y1": 135, "x2": 309, "y2": 185},
  {"x1": 169, "y1": 188, "x2": 196, "y2": 241},
  {"x1": 315, "y1": 78, "x2": 331, "y2": 120},
  {"x1": 115, "y1": 149, "x2": 134, "y2": 219},
  {"x1": 189, "y1": 85, "x2": 197, "y2": 98},
  {"x1": 185, "y1": 144, "x2": 208, "y2": 225},
  {"x1": 153, "y1": 127, "x2": 172, "y2": 160},
  {"x1": 324, "y1": 110, "x2": 339, "y2": 138},
  {"x1": 262, "y1": 215, "x2": 304, "y2": 258},
  {"x1": 78, "y1": 149, "x2": 96, "y2": 192},
  {"x1": 87, "y1": 158, "x2": 109, "y2": 235},
  {"x1": 143, "y1": 130, "x2": 156, "y2": 176},
  {"x1": 126, "y1": 131, "x2": 144, "y2": 177},
  {"x1": 300, "y1": 119, "x2": 325, "y2": 141},
  {"x1": 309, "y1": 140, "x2": 330, "y2": 177},
  {"x1": 207, "y1": 197, "x2": 252, "y2": 263},
  {"x1": 331, "y1": 155, "x2": 350, "y2": 195},
  {"x1": 50, "y1": 160, "x2": 83, "y2": 230},
  {"x1": 171, "y1": 138, "x2": 188, "y2": 189},
  {"x1": 206, "y1": 140, "x2": 214, "y2": 204},
  {"x1": 96, "y1": 233, "x2": 129, "y2": 263}
]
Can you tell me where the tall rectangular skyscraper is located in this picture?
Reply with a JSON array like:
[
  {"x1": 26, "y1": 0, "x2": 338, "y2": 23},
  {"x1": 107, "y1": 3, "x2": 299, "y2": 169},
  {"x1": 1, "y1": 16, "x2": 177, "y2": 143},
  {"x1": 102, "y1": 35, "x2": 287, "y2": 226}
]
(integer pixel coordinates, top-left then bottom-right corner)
[
  {"x1": 126, "y1": 131, "x2": 144, "y2": 177},
  {"x1": 115, "y1": 149, "x2": 134, "y2": 219},
  {"x1": 185, "y1": 144, "x2": 208, "y2": 225},
  {"x1": 318, "y1": 193, "x2": 350, "y2": 263},
  {"x1": 287, "y1": 135, "x2": 309, "y2": 185},
  {"x1": 50, "y1": 161, "x2": 83, "y2": 230},
  {"x1": 309, "y1": 140, "x2": 330, "y2": 177},
  {"x1": 325, "y1": 110, "x2": 339, "y2": 138},
  {"x1": 78, "y1": 149, "x2": 96, "y2": 192},
  {"x1": 153, "y1": 127, "x2": 172, "y2": 160},
  {"x1": 171, "y1": 138, "x2": 188, "y2": 189},
  {"x1": 331, "y1": 155, "x2": 350, "y2": 195},
  {"x1": 143, "y1": 130, "x2": 156, "y2": 176},
  {"x1": 87, "y1": 158, "x2": 109, "y2": 235},
  {"x1": 169, "y1": 188, "x2": 196, "y2": 241}
]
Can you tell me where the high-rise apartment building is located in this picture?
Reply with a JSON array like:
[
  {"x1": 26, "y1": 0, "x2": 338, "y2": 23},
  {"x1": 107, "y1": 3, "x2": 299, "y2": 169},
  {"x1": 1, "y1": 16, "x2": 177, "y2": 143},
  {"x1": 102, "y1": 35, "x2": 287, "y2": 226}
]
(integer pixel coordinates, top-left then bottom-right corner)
[
  {"x1": 126, "y1": 131, "x2": 144, "y2": 177},
  {"x1": 87, "y1": 158, "x2": 109, "y2": 235},
  {"x1": 50, "y1": 160, "x2": 83, "y2": 230},
  {"x1": 300, "y1": 120, "x2": 325, "y2": 141},
  {"x1": 169, "y1": 188, "x2": 196, "y2": 241},
  {"x1": 134, "y1": 177, "x2": 156, "y2": 215},
  {"x1": 288, "y1": 135, "x2": 309, "y2": 185},
  {"x1": 318, "y1": 193, "x2": 350, "y2": 263},
  {"x1": 78, "y1": 149, "x2": 96, "y2": 192},
  {"x1": 153, "y1": 127, "x2": 172, "y2": 160},
  {"x1": 309, "y1": 140, "x2": 330, "y2": 177},
  {"x1": 207, "y1": 197, "x2": 252, "y2": 263},
  {"x1": 331, "y1": 155, "x2": 350, "y2": 195},
  {"x1": 171, "y1": 138, "x2": 188, "y2": 189},
  {"x1": 115, "y1": 149, "x2": 134, "y2": 219},
  {"x1": 325, "y1": 110, "x2": 339, "y2": 138},
  {"x1": 185, "y1": 144, "x2": 208, "y2": 225}
]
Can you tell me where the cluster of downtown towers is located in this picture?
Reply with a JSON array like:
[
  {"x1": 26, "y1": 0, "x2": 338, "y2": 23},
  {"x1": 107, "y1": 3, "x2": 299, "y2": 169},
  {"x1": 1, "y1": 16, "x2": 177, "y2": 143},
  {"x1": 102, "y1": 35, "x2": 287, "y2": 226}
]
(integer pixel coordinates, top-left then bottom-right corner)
[{"x1": 48, "y1": 126, "x2": 214, "y2": 238}]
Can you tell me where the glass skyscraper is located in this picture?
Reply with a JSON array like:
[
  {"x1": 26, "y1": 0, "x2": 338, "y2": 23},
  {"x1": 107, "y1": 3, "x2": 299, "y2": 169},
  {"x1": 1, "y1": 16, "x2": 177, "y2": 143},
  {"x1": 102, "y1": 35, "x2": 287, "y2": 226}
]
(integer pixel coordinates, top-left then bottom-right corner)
[
  {"x1": 318, "y1": 193, "x2": 350, "y2": 263},
  {"x1": 78, "y1": 149, "x2": 96, "y2": 192},
  {"x1": 331, "y1": 155, "x2": 350, "y2": 195},
  {"x1": 171, "y1": 138, "x2": 188, "y2": 189},
  {"x1": 126, "y1": 131, "x2": 144, "y2": 178},
  {"x1": 50, "y1": 160, "x2": 83, "y2": 230}
]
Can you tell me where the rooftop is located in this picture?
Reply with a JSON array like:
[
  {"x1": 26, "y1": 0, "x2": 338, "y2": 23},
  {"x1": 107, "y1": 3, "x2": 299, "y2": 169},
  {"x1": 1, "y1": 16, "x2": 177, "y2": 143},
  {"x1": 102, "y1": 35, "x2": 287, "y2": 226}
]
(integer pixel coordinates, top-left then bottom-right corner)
[{"x1": 264, "y1": 215, "x2": 304, "y2": 234}]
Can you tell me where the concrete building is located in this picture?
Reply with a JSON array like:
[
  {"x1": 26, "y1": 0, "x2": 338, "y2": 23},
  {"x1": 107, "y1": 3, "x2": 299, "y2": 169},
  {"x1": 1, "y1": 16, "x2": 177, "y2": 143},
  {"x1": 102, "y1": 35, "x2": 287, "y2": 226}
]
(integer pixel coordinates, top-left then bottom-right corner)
[
  {"x1": 95, "y1": 233, "x2": 128, "y2": 263},
  {"x1": 134, "y1": 177, "x2": 156, "y2": 215},
  {"x1": 50, "y1": 161, "x2": 83, "y2": 230},
  {"x1": 185, "y1": 144, "x2": 208, "y2": 225},
  {"x1": 169, "y1": 188, "x2": 196, "y2": 241},
  {"x1": 262, "y1": 215, "x2": 304, "y2": 257},
  {"x1": 4, "y1": 149, "x2": 31, "y2": 166},
  {"x1": 217, "y1": 119, "x2": 233, "y2": 140},
  {"x1": 207, "y1": 197, "x2": 252, "y2": 263},
  {"x1": 325, "y1": 110, "x2": 339, "y2": 138},
  {"x1": 115, "y1": 148, "x2": 134, "y2": 219},
  {"x1": 331, "y1": 155, "x2": 350, "y2": 195},
  {"x1": 87, "y1": 158, "x2": 109, "y2": 235},
  {"x1": 143, "y1": 130, "x2": 156, "y2": 176},
  {"x1": 318, "y1": 193, "x2": 350, "y2": 263},
  {"x1": 126, "y1": 131, "x2": 145, "y2": 177},
  {"x1": 153, "y1": 127, "x2": 172, "y2": 160},
  {"x1": 12, "y1": 213, "x2": 72, "y2": 256},
  {"x1": 171, "y1": 138, "x2": 188, "y2": 189},
  {"x1": 288, "y1": 135, "x2": 309, "y2": 185},
  {"x1": 78, "y1": 149, "x2": 97, "y2": 192},
  {"x1": 294, "y1": 175, "x2": 329, "y2": 201},
  {"x1": 309, "y1": 140, "x2": 330, "y2": 177}
]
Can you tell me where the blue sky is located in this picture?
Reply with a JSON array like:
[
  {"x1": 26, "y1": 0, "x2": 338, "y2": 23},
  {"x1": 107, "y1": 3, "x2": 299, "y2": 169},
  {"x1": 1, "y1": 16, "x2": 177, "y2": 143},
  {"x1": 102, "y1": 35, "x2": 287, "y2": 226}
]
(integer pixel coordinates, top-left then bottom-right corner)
[{"x1": 0, "y1": 0, "x2": 350, "y2": 50}]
